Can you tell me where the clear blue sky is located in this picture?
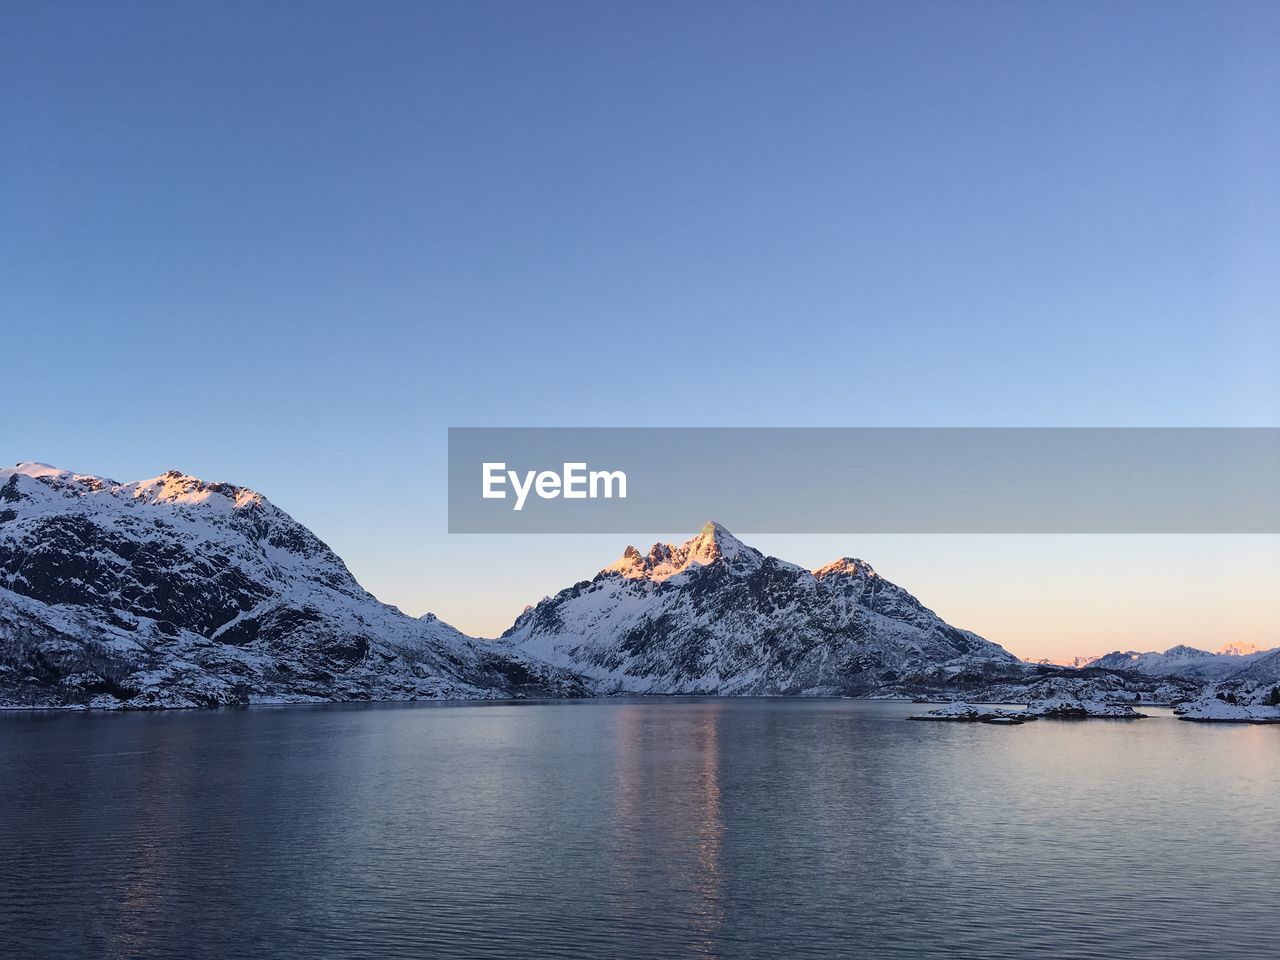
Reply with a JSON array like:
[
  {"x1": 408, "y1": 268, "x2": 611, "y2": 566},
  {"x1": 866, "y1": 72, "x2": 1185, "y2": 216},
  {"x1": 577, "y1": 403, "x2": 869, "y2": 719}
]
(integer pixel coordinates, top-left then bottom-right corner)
[{"x1": 3, "y1": 1, "x2": 1277, "y2": 655}]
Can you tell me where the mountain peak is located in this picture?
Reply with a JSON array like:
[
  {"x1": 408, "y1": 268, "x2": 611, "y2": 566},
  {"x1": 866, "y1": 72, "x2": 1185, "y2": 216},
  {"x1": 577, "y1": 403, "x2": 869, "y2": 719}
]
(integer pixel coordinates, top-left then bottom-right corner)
[
  {"x1": 10, "y1": 462, "x2": 65, "y2": 479},
  {"x1": 1218, "y1": 641, "x2": 1266, "y2": 657},
  {"x1": 685, "y1": 521, "x2": 752, "y2": 564},
  {"x1": 132, "y1": 471, "x2": 265, "y2": 510},
  {"x1": 814, "y1": 557, "x2": 879, "y2": 579},
  {"x1": 602, "y1": 521, "x2": 761, "y2": 582},
  {"x1": 1, "y1": 462, "x2": 269, "y2": 515},
  {"x1": 3, "y1": 462, "x2": 119, "y2": 493}
]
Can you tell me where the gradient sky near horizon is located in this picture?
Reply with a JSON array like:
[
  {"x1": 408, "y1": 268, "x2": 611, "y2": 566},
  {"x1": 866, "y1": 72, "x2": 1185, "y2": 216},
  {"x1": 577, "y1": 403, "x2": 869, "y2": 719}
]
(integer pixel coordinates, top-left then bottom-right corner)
[{"x1": 3, "y1": 0, "x2": 1278, "y2": 658}]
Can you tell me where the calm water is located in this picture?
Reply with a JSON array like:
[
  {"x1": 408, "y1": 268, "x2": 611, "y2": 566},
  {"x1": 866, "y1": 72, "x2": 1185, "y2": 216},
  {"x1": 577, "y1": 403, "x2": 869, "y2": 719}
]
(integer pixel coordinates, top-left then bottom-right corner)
[{"x1": 1, "y1": 699, "x2": 1276, "y2": 959}]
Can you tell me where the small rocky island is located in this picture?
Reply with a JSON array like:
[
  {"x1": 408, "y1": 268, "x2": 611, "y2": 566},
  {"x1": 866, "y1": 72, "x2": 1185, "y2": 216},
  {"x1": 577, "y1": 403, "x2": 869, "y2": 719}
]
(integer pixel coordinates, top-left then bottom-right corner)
[
  {"x1": 909, "y1": 697, "x2": 1146, "y2": 723},
  {"x1": 907, "y1": 701, "x2": 1033, "y2": 723},
  {"x1": 1025, "y1": 697, "x2": 1147, "y2": 719},
  {"x1": 1175, "y1": 692, "x2": 1280, "y2": 724}
]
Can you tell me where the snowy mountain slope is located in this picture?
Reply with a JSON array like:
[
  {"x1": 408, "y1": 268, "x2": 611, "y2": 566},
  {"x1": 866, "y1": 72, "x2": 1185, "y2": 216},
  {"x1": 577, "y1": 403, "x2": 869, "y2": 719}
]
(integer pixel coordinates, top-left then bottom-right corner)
[
  {"x1": 500, "y1": 522, "x2": 1024, "y2": 696},
  {"x1": 0, "y1": 463, "x2": 584, "y2": 708}
]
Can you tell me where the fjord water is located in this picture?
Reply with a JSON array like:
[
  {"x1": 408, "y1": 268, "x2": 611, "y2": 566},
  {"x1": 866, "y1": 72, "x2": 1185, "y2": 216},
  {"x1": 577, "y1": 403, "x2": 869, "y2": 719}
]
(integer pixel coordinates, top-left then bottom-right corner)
[{"x1": 1, "y1": 700, "x2": 1275, "y2": 959}]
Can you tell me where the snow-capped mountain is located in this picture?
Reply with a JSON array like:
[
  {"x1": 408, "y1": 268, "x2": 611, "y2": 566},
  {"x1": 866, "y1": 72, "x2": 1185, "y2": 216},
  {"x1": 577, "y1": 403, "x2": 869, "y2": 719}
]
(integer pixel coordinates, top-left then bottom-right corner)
[
  {"x1": 0, "y1": 463, "x2": 584, "y2": 708},
  {"x1": 500, "y1": 522, "x2": 1023, "y2": 696},
  {"x1": 1083, "y1": 643, "x2": 1277, "y2": 681},
  {"x1": 1221, "y1": 648, "x2": 1280, "y2": 685}
]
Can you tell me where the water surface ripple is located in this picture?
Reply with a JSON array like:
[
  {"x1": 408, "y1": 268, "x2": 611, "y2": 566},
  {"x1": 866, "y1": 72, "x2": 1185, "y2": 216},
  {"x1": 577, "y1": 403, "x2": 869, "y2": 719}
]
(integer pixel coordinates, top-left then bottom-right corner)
[{"x1": 1, "y1": 699, "x2": 1275, "y2": 958}]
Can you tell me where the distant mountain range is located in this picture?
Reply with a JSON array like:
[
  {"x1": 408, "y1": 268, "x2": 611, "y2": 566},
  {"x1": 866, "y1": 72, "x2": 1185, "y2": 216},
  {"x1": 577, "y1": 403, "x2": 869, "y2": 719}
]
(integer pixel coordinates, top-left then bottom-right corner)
[
  {"x1": 1028, "y1": 642, "x2": 1277, "y2": 681},
  {"x1": 1, "y1": 462, "x2": 1273, "y2": 709}
]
